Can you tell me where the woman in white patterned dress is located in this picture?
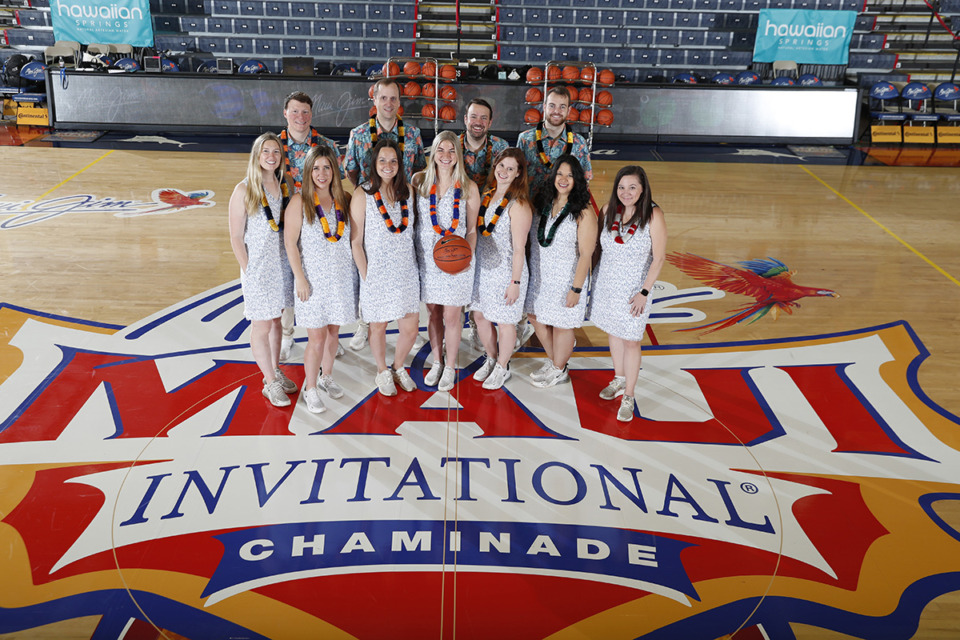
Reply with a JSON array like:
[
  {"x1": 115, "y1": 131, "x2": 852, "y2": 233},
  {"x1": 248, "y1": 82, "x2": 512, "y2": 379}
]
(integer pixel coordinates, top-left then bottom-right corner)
[
  {"x1": 349, "y1": 138, "x2": 421, "y2": 397},
  {"x1": 284, "y1": 145, "x2": 358, "y2": 413},
  {"x1": 413, "y1": 130, "x2": 481, "y2": 392},
  {"x1": 227, "y1": 133, "x2": 298, "y2": 407},
  {"x1": 524, "y1": 155, "x2": 597, "y2": 388},
  {"x1": 590, "y1": 165, "x2": 667, "y2": 422},
  {"x1": 470, "y1": 148, "x2": 532, "y2": 390}
]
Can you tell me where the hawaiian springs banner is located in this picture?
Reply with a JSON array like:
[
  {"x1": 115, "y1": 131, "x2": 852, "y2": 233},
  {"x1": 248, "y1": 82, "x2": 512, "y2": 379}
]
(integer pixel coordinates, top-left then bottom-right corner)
[{"x1": 753, "y1": 9, "x2": 857, "y2": 64}]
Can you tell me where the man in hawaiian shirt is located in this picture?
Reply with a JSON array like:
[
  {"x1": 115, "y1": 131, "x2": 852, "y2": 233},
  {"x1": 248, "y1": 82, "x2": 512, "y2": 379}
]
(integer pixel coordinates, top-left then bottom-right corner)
[{"x1": 460, "y1": 98, "x2": 508, "y2": 190}]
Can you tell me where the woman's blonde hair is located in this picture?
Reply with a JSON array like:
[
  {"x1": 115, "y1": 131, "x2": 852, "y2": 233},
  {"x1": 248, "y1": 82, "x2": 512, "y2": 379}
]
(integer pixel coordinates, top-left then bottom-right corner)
[
  {"x1": 300, "y1": 145, "x2": 350, "y2": 225},
  {"x1": 243, "y1": 132, "x2": 289, "y2": 217},
  {"x1": 416, "y1": 130, "x2": 470, "y2": 197}
]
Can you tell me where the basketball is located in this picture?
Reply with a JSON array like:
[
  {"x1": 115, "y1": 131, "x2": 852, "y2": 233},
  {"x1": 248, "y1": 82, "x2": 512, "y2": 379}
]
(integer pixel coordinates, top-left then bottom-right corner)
[
  {"x1": 439, "y1": 64, "x2": 457, "y2": 79},
  {"x1": 525, "y1": 87, "x2": 542, "y2": 103},
  {"x1": 439, "y1": 104, "x2": 456, "y2": 120},
  {"x1": 566, "y1": 85, "x2": 578, "y2": 102},
  {"x1": 596, "y1": 89, "x2": 613, "y2": 105},
  {"x1": 578, "y1": 87, "x2": 594, "y2": 103},
  {"x1": 547, "y1": 65, "x2": 562, "y2": 81},
  {"x1": 422, "y1": 82, "x2": 436, "y2": 98},
  {"x1": 386, "y1": 61, "x2": 400, "y2": 77},
  {"x1": 433, "y1": 234, "x2": 472, "y2": 274},
  {"x1": 368, "y1": 84, "x2": 375, "y2": 99},
  {"x1": 422, "y1": 61, "x2": 437, "y2": 77},
  {"x1": 596, "y1": 108, "x2": 614, "y2": 125},
  {"x1": 526, "y1": 67, "x2": 543, "y2": 83},
  {"x1": 403, "y1": 81, "x2": 421, "y2": 97},
  {"x1": 562, "y1": 65, "x2": 579, "y2": 81},
  {"x1": 580, "y1": 66, "x2": 595, "y2": 83},
  {"x1": 439, "y1": 85, "x2": 457, "y2": 101},
  {"x1": 567, "y1": 107, "x2": 579, "y2": 122},
  {"x1": 598, "y1": 68, "x2": 616, "y2": 85},
  {"x1": 422, "y1": 103, "x2": 436, "y2": 119},
  {"x1": 403, "y1": 61, "x2": 421, "y2": 76},
  {"x1": 524, "y1": 108, "x2": 542, "y2": 124},
  {"x1": 579, "y1": 108, "x2": 593, "y2": 123}
]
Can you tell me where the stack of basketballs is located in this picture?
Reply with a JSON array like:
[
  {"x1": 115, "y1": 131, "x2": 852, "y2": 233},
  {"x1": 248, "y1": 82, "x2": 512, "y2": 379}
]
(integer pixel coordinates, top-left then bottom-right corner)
[
  {"x1": 381, "y1": 59, "x2": 459, "y2": 122},
  {"x1": 523, "y1": 64, "x2": 616, "y2": 129}
]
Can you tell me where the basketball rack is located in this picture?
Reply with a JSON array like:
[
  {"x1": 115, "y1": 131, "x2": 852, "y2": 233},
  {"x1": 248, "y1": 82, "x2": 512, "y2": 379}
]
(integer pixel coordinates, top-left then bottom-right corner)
[
  {"x1": 528, "y1": 61, "x2": 616, "y2": 151},
  {"x1": 383, "y1": 56, "x2": 457, "y2": 135}
]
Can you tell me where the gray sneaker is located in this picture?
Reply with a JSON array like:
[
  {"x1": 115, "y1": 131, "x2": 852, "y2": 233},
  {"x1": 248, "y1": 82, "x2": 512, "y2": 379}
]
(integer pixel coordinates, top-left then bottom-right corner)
[
  {"x1": 349, "y1": 322, "x2": 368, "y2": 350},
  {"x1": 535, "y1": 364, "x2": 569, "y2": 388},
  {"x1": 303, "y1": 386, "x2": 326, "y2": 414},
  {"x1": 599, "y1": 375, "x2": 626, "y2": 401},
  {"x1": 375, "y1": 368, "x2": 397, "y2": 396},
  {"x1": 473, "y1": 356, "x2": 496, "y2": 382},
  {"x1": 262, "y1": 379, "x2": 291, "y2": 407},
  {"x1": 438, "y1": 366, "x2": 456, "y2": 391},
  {"x1": 394, "y1": 366, "x2": 418, "y2": 392},
  {"x1": 273, "y1": 368, "x2": 298, "y2": 394},
  {"x1": 335, "y1": 341, "x2": 345, "y2": 358},
  {"x1": 482, "y1": 362, "x2": 512, "y2": 390},
  {"x1": 318, "y1": 374, "x2": 344, "y2": 399},
  {"x1": 424, "y1": 360, "x2": 444, "y2": 386},
  {"x1": 515, "y1": 322, "x2": 535, "y2": 351},
  {"x1": 529, "y1": 360, "x2": 554, "y2": 382},
  {"x1": 280, "y1": 335, "x2": 294, "y2": 361},
  {"x1": 617, "y1": 395, "x2": 636, "y2": 422}
]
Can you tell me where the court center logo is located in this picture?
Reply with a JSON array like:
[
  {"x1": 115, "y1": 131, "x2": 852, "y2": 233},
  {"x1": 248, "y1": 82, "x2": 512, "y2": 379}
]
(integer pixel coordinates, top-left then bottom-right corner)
[
  {"x1": 0, "y1": 283, "x2": 958, "y2": 639},
  {"x1": 0, "y1": 188, "x2": 215, "y2": 229}
]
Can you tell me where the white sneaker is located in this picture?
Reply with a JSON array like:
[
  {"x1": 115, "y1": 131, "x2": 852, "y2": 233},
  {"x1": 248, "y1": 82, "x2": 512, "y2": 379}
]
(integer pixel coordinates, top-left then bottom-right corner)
[
  {"x1": 375, "y1": 368, "x2": 397, "y2": 396},
  {"x1": 349, "y1": 322, "x2": 368, "y2": 350},
  {"x1": 393, "y1": 366, "x2": 417, "y2": 392},
  {"x1": 318, "y1": 374, "x2": 344, "y2": 399},
  {"x1": 414, "y1": 333, "x2": 427, "y2": 349},
  {"x1": 599, "y1": 375, "x2": 626, "y2": 401},
  {"x1": 280, "y1": 335, "x2": 294, "y2": 361},
  {"x1": 468, "y1": 321, "x2": 483, "y2": 351},
  {"x1": 438, "y1": 366, "x2": 456, "y2": 391},
  {"x1": 473, "y1": 356, "x2": 496, "y2": 382},
  {"x1": 617, "y1": 395, "x2": 636, "y2": 422},
  {"x1": 303, "y1": 386, "x2": 326, "y2": 413},
  {"x1": 273, "y1": 368, "x2": 297, "y2": 394},
  {"x1": 262, "y1": 379, "x2": 291, "y2": 407},
  {"x1": 535, "y1": 364, "x2": 569, "y2": 388},
  {"x1": 529, "y1": 360, "x2": 554, "y2": 382},
  {"x1": 515, "y1": 322, "x2": 535, "y2": 351},
  {"x1": 424, "y1": 360, "x2": 444, "y2": 386},
  {"x1": 336, "y1": 341, "x2": 345, "y2": 358},
  {"x1": 482, "y1": 362, "x2": 511, "y2": 390}
]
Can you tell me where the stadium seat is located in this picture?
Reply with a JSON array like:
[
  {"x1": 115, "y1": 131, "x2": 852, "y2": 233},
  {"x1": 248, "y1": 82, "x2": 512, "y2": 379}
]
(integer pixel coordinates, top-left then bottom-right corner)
[
  {"x1": 44, "y1": 41, "x2": 81, "y2": 68},
  {"x1": 711, "y1": 72, "x2": 735, "y2": 84},
  {"x1": 673, "y1": 72, "x2": 698, "y2": 83},
  {"x1": 933, "y1": 82, "x2": 960, "y2": 122},
  {"x1": 868, "y1": 81, "x2": 906, "y2": 122},
  {"x1": 264, "y1": 2, "x2": 289, "y2": 17},
  {"x1": 797, "y1": 73, "x2": 823, "y2": 86},
  {"x1": 773, "y1": 59, "x2": 798, "y2": 80},
  {"x1": 901, "y1": 82, "x2": 938, "y2": 124},
  {"x1": 735, "y1": 70, "x2": 761, "y2": 85},
  {"x1": 237, "y1": 58, "x2": 268, "y2": 73},
  {"x1": 771, "y1": 76, "x2": 795, "y2": 86}
]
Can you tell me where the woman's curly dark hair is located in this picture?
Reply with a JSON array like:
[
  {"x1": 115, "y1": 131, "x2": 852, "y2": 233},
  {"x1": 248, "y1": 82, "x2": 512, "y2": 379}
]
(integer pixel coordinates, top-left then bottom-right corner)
[{"x1": 534, "y1": 154, "x2": 591, "y2": 220}]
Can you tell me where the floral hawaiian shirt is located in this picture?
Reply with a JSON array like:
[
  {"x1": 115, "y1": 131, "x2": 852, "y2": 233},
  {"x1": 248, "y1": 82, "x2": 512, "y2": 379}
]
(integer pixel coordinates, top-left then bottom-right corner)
[{"x1": 343, "y1": 118, "x2": 426, "y2": 185}]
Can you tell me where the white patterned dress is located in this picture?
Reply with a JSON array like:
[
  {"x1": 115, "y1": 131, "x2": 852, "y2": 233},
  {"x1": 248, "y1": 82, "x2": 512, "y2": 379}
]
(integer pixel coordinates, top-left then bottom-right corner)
[
  {"x1": 294, "y1": 202, "x2": 359, "y2": 328},
  {"x1": 524, "y1": 208, "x2": 588, "y2": 329},
  {"x1": 415, "y1": 185, "x2": 475, "y2": 306},
  {"x1": 589, "y1": 221, "x2": 654, "y2": 341},
  {"x1": 240, "y1": 182, "x2": 295, "y2": 321},
  {"x1": 471, "y1": 200, "x2": 528, "y2": 324},
  {"x1": 359, "y1": 189, "x2": 421, "y2": 323}
]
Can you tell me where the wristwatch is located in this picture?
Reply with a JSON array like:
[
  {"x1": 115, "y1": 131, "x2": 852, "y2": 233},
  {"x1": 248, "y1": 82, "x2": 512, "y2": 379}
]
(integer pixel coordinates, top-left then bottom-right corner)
[{"x1": 640, "y1": 288, "x2": 650, "y2": 296}]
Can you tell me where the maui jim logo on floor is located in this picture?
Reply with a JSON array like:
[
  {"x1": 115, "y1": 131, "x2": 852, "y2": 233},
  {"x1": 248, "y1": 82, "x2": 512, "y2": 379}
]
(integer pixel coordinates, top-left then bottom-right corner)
[{"x1": 0, "y1": 188, "x2": 215, "y2": 228}]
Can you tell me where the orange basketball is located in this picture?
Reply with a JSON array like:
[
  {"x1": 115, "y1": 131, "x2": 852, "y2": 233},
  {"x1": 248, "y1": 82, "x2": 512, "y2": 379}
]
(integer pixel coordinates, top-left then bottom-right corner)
[
  {"x1": 567, "y1": 107, "x2": 579, "y2": 123},
  {"x1": 579, "y1": 108, "x2": 593, "y2": 123},
  {"x1": 596, "y1": 89, "x2": 613, "y2": 105},
  {"x1": 598, "y1": 68, "x2": 616, "y2": 85},
  {"x1": 386, "y1": 61, "x2": 400, "y2": 77},
  {"x1": 439, "y1": 85, "x2": 457, "y2": 101},
  {"x1": 562, "y1": 65, "x2": 579, "y2": 82},
  {"x1": 422, "y1": 61, "x2": 437, "y2": 77},
  {"x1": 439, "y1": 104, "x2": 456, "y2": 120},
  {"x1": 397, "y1": 105, "x2": 404, "y2": 116},
  {"x1": 547, "y1": 66, "x2": 562, "y2": 81},
  {"x1": 596, "y1": 108, "x2": 614, "y2": 125},
  {"x1": 580, "y1": 66, "x2": 595, "y2": 83},
  {"x1": 566, "y1": 85, "x2": 578, "y2": 102},
  {"x1": 578, "y1": 87, "x2": 594, "y2": 104},
  {"x1": 422, "y1": 82, "x2": 436, "y2": 98},
  {"x1": 524, "y1": 108, "x2": 542, "y2": 124},
  {"x1": 403, "y1": 81, "x2": 421, "y2": 97},
  {"x1": 432, "y1": 234, "x2": 472, "y2": 274},
  {"x1": 525, "y1": 87, "x2": 542, "y2": 103},
  {"x1": 439, "y1": 64, "x2": 457, "y2": 79},
  {"x1": 403, "y1": 60, "x2": 421, "y2": 76},
  {"x1": 422, "y1": 103, "x2": 437, "y2": 119},
  {"x1": 368, "y1": 84, "x2": 375, "y2": 99},
  {"x1": 526, "y1": 67, "x2": 543, "y2": 84}
]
